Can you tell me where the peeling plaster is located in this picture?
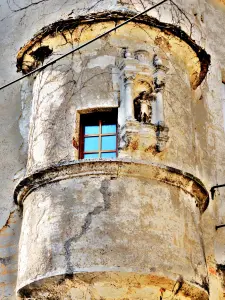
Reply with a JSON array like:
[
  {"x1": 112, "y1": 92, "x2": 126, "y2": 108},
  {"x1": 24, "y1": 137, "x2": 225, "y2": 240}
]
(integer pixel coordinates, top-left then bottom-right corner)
[
  {"x1": 18, "y1": 272, "x2": 209, "y2": 299},
  {"x1": 87, "y1": 55, "x2": 115, "y2": 69},
  {"x1": 1, "y1": 0, "x2": 225, "y2": 299},
  {"x1": 16, "y1": 11, "x2": 210, "y2": 89},
  {"x1": 64, "y1": 179, "x2": 111, "y2": 274}
]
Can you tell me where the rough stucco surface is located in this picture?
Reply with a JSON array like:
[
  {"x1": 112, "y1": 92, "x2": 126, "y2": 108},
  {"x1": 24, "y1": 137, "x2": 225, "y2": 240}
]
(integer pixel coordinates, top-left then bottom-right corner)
[
  {"x1": 0, "y1": 0, "x2": 225, "y2": 299},
  {"x1": 23, "y1": 24, "x2": 205, "y2": 175},
  {"x1": 18, "y1": 176, "x2": 206, "y2": 293}
]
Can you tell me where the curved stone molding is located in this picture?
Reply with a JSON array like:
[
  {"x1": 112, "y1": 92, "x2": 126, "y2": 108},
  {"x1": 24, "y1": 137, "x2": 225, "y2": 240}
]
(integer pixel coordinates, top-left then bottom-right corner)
[
  {"x1": 18, "y1": 272, "x2": 209, "y2": 299},
  {"x1": 16, "y1": 11, "x2": 210, "y2": 89},
  {"x1": 14, "y1": 159, "x2": 209, "y2": 212}
]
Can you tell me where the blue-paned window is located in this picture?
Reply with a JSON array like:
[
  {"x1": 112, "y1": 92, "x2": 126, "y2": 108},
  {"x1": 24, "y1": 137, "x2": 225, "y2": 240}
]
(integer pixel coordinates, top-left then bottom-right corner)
[{"x1": 80, "y1": 110, "x2": 117, "y2": 159}]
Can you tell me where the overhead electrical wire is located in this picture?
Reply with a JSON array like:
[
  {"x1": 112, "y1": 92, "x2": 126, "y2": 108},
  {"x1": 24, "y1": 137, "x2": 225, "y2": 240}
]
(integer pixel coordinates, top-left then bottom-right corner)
[{"x1": 0, "y1": 0, "x2": 168, "y2": 91}]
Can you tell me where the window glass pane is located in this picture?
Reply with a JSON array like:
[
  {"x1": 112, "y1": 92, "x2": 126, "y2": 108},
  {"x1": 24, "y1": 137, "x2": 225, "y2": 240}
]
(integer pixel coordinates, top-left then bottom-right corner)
[
  {"x1": 84, "y1": 137, "x2": 99, "y2": 152},
  {"x1": 101, "y1": 152, "x2": 117, "y2": 158},
  {"x1": 101, "y1": 136, "x2": 116, "y2": 151},
  {"x1": 84, "y1": 125, "x2": 99, "y2": 135},
  {"x1": 84, "y1": 153, "x2": 99, "y2": 159},
  {"x1": 102, "y1": 124, "x2": 116, "y2": 134}
]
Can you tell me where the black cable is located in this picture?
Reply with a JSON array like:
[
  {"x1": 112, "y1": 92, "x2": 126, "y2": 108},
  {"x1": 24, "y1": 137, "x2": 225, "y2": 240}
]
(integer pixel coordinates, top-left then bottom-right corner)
[{"x1": 0, "y1": 0, "x2": 168, "y2": 91}]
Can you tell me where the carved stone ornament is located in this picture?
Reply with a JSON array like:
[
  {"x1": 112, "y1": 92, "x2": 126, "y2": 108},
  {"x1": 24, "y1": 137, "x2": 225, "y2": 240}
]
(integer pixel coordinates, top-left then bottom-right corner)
[
  {"x1": 134, "y1": 50, "x2": 149, "y2": 64},
  {"x1": 123, "y1": 48, "x2": 132, "y2": 59},
  {"x1": 153, "y1": 54, "x2": 163, "y2": 67},
  {"x1": 118, "y1": 49, "x2": 169, "y2": 152},
  {"x1": 134, "y1": 91, "x2": 154, "y2": 124},
  {"x1": 124, "y1": 74, "x2": 135, "y2": 85}
]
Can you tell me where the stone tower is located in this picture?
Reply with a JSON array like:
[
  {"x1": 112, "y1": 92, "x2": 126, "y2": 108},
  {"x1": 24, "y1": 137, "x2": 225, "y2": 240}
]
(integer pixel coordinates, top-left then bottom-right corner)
[{"x1": 0, "y1": 0, "x2": 225, "y2": 299}]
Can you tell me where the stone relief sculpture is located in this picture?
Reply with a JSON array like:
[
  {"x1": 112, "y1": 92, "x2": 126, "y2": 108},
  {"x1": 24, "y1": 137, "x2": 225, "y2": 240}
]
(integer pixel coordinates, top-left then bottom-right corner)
[
  {"x1": 134, "y1": 91, "x2": 153, "y2": 124},
  {"x1": 117, "y1": 49, "x2": 169, "y2": 152}
]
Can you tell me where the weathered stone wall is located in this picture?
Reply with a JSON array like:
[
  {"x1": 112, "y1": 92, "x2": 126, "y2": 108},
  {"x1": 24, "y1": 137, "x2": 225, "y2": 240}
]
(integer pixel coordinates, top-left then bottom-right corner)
[
  {"x1": 17, "y1": 161, "x2": 208, "y2": 298},
  {"x1": 0, "y1": 0, "x2": 225, "y2": 299},
  {"x1": 23, "y1": 20, "x2": 207, "y2": 174}
]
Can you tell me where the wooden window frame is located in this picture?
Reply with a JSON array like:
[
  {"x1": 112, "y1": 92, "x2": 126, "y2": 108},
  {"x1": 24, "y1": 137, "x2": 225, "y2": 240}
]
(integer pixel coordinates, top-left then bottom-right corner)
[{"x1": 79, "y1": 110, "x2": 118, "y2": 159}]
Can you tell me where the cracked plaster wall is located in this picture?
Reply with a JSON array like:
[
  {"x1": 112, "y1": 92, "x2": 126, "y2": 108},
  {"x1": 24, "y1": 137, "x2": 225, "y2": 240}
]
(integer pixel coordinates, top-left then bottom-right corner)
[
  {"x1": 0, "y1": 0, "x2": 225, "y2": 299},
  {"x1": 17, "y1": 175, "x2": 207, "y2": 297},
  {"x1": 23, "y1": 22, "x2": 209, "y2": 176}
]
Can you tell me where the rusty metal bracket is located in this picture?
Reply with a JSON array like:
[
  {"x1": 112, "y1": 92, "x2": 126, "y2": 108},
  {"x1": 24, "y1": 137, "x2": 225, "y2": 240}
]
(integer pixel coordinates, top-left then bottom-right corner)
[
  {"x1": 210, "y1": 184, "x2": 225, "y2": 200},
  {"x1": 216, "y1": 224, "x2": 225, "y2": 230}
]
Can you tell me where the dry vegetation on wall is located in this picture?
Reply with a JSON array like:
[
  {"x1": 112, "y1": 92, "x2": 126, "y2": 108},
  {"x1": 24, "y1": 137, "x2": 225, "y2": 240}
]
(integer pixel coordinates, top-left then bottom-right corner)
[
  {"x1": 1, "y1": 0, "x2": 223, "y2": 299},
  {"x1": 16, "y1": 9, "x2": 210, "y2": 89}
]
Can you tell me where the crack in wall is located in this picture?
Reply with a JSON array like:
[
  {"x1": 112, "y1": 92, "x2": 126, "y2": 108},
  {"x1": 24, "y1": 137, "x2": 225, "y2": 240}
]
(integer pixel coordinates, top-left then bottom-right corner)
[
  {"x1": 7, "y1": 0, "x2": 51, "y2": 12},
  {"x1": 0, "y1": 210, "x2": 15, "y2": 233},
  {"x1": 64, "y1": 179, "x2": 111, "y2": 274}
]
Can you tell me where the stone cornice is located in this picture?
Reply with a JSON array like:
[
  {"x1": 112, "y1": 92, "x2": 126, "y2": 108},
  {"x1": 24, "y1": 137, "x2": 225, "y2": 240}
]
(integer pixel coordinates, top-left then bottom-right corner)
[
  {"x1": 16, "y1": 11, "x2": 210, "y2": 89},
  {"x1": 14, "y1": 159, "x2": 209, "y2": 213}
]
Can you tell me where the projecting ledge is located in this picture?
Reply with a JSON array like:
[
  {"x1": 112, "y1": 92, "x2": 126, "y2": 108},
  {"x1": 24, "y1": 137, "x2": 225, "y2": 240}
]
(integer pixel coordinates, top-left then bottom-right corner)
[
  {"x1": 16, "y1": 11, "x2": 210, "y2": 89},
  {"x1": 14, "y1": 159, "x2": 209, "y2": 212}
]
